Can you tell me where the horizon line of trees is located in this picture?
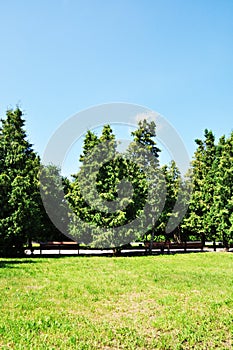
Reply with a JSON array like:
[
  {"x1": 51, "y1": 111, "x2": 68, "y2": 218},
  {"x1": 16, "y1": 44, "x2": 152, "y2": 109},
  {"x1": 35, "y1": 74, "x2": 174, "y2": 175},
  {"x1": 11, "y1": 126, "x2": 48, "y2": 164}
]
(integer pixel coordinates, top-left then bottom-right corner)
[{"x1": 0, "y1": 107, "x2": 232, "y2": 256}]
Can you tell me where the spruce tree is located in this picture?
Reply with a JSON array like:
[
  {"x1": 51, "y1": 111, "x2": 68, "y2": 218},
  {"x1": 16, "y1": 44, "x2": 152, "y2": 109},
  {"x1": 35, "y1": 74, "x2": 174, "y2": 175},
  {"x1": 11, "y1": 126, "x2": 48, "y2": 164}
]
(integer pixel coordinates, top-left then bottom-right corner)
[
  {"x1": 127, "y1": 119, "x2": 166, "y2": 253},
  {"x1": 182, "y1": 129, "x2": 216, "y2": 243},
  {"x1": 0, "y1": 108, "x2": 41, "y2": 255},
  {"x1": 212, "y1": 133, "x2": 233, "y2": 249},
  {"x1": 159, "y1": 160, "x2": 185, "y2": 241},
  {"x1": 65, "y1": 123, "x2": 149, "y2": 249},
  {"x1": 39, "y1": 164, "x2": 71, "y2": 242}
]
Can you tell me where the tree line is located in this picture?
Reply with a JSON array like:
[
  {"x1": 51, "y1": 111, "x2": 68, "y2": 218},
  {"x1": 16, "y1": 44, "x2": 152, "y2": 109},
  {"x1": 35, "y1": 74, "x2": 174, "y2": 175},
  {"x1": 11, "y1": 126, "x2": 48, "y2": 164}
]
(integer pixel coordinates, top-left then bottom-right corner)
[{"x1": 0, "y1": 107, "x2": 232, "y2": 256}]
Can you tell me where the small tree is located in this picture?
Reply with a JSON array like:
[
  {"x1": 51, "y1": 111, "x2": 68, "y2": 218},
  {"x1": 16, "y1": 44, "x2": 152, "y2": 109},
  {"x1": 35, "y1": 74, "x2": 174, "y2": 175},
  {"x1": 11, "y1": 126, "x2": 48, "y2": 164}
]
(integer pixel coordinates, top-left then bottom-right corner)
[{"x1": 159, "y1": 160, "x2": 185, "y2": 242}]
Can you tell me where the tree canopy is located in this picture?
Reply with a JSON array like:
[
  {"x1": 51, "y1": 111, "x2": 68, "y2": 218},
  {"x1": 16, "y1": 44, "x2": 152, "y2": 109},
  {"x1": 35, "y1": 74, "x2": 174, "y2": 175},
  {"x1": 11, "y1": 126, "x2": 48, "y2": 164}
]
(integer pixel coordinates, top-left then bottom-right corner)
[
  {"x1": 0, "y1": 107, "x2": 233, "y2": 255},
  {"x1": 0, "y1": 108, "x2": 41, "y2": 255}
]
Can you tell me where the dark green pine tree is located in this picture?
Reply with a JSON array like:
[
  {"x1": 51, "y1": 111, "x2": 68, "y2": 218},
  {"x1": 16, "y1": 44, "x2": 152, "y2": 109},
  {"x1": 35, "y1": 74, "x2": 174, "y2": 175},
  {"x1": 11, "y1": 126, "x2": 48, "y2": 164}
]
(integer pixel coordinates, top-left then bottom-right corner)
[
  {"x1": 129, "y1": 119, "x2": 161, "y2": 167},
  {"x1": 65, "y1": 126, "x2": 120, "y2": 247},
  {"x1": 39, "y1": 164, "x2": 71, "y2": 242},
  {"x1": 158, "y1": 160, "x2": 185, "y2": 242},
  {"x1": 0, "y1": 108, "x2": 41, "y2": 255},
  {"x1": 65, "y1": 124, "x2": 149, "y2": 249},
  {"x1": 127, "y1": 119, "x2": 165, "y2": 252},
  {"x1": 182, "y1": 129, "x2": 216, "y2": 243},
  {"x1": 211, "y1": 133, "x2": 233, "y2": 249}
]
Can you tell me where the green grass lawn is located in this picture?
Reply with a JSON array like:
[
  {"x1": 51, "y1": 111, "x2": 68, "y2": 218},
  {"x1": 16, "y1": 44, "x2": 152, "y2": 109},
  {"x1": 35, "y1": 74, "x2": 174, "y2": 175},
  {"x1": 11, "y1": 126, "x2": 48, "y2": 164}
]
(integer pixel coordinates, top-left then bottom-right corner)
[{"x1": 0, "y1": 253, "x2": 232, "y2": 349}]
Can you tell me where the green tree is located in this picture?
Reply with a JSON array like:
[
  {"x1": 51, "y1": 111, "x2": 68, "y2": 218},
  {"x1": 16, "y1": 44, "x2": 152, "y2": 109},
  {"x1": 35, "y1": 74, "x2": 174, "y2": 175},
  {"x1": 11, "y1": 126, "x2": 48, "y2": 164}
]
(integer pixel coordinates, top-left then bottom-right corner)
[
  {"x1": 158, "y1": 160, "x2": 185, "y2": 242},
  {"x1": 127, "y1": 119, "x2": 166, "y2": 253},
  {"x1": 182, "y1": 129, "x2": 216, "y2": 243},
  {"x1": 0, "y1": 108, "x2": 41, "y2": 255},
  {"x1": 39, "y1": 164, "x2": 71, "y2": 242},
  {"x1": 211, "y1": 134, "x2": 233, "y2": 249},
  {"x1": 65, "y1": 124, "x2": 149, "y2": 249}
]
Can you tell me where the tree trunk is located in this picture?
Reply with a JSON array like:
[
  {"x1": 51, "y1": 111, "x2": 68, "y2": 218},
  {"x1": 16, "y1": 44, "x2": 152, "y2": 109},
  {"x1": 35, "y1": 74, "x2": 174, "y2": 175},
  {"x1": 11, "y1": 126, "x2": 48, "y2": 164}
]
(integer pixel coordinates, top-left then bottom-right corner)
[
  {"x1": 149, "y1": 221, "x2": 155, "y2": 255},
  {"x1": 213, "y1": 238, "x2": 216, "y2": 252}
]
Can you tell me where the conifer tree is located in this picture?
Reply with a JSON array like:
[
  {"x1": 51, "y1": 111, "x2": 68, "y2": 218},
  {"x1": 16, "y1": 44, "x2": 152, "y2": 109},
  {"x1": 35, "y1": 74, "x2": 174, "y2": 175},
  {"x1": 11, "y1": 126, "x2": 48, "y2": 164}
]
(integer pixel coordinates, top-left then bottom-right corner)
[
  {"x1": 0, "y1": 108, "x2": 41, "y2": 255},
  {"x1": 159, "y1": 160, "x2": 185, "y2": 241},
  {"x1": 182, "y1": 129, "x2": 216, "y2": 243},
  {"x1": 39, "y1": 164, "x2": 71, "y2": 242},
  {"x1": 127, "y1": 119, "x2": 166, "y2": 253},
  {"x1": 212, "y1": 133, "x2": 233, "y2": 249},
  {"x1": 65, "y1": 123, "x2": 150, "y2": 249}
]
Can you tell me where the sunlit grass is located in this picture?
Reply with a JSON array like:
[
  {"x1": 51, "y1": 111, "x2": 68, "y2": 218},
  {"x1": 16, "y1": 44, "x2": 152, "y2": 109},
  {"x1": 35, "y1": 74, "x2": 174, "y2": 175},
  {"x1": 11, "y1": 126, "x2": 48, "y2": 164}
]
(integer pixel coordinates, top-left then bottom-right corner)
[{"x1": 0, "y1": 253, "x2": 232, "y2": 349}]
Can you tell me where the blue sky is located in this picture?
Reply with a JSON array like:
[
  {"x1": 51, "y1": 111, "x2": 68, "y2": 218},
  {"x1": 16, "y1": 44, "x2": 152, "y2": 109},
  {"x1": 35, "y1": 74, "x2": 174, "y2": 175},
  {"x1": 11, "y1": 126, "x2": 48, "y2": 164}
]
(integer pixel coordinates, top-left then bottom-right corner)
[{"x1": 0, "y1": 0, "x2": 233, "y2": 174}]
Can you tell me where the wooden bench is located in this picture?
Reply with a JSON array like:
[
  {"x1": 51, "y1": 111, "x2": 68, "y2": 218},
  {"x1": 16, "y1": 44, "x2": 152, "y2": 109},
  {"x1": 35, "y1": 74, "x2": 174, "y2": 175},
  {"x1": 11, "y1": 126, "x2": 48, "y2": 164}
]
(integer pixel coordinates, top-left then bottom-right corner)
[
  {"x1": 144, "y1": 241, "x2": 169, "y2": 254},
  {"x1": 170, "y1": 241, "x2": 203, "y2": 251},
  {"x1": 145, "y1": 241, "x2": 203, "y2": 254},
  {"x1": 39, "y1": 241, "x2": 80, "y2": 254}
]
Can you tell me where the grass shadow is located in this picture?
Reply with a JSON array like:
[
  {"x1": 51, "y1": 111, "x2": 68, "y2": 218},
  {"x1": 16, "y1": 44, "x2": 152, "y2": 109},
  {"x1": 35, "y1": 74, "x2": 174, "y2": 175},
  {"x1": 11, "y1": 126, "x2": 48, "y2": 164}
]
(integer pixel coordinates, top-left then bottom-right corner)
[
  {"x1": 29, "y1": 249, "x2": 208, "y2": 258},
  {"x1": 0, "y1": 259, "x2": 38, "y2": 268}
]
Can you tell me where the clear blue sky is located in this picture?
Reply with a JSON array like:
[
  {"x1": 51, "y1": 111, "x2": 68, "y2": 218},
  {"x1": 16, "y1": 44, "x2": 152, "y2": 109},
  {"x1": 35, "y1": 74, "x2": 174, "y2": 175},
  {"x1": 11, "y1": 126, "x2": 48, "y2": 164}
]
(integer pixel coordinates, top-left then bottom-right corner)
[{"x1": 0, "y1": 0, "x2": 233, "y2": 170}]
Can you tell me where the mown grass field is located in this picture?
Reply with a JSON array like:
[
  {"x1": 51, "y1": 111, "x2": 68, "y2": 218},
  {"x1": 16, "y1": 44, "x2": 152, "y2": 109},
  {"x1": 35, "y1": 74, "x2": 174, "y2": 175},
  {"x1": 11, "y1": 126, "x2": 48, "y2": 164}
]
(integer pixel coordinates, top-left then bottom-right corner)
[{"x1": 0, "y1": 253, "x2": 232, "y2": 349}]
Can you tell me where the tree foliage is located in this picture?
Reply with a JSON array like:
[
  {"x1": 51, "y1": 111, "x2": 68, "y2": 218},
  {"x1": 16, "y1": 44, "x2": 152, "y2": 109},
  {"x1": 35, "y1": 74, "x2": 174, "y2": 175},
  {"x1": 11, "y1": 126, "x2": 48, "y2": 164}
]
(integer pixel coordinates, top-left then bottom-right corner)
[
  {"x1": 39, "y1": 164, "x2": 71, "y2": 242},
  {"x1": 0, "y1": 106, "x2": 233, "y2": 252},
  {"x1": 182, "y1": 130, "x2": 216, "y2": 243},
  {"x1": 65, "y1": 124, "x2": 150, "y2": 249},
  {"x1": 211, "y1": 133, "x2": 233, "y2": 248},
  {"x1": 0, "y1": 108, "x2": 41, "y2": 255},
  {"x1": 158, "y1": 160, "x2": 186, "y2": 241},
  {"x1": 182, "y1": 129, "x2": 233, "y2": 248}
]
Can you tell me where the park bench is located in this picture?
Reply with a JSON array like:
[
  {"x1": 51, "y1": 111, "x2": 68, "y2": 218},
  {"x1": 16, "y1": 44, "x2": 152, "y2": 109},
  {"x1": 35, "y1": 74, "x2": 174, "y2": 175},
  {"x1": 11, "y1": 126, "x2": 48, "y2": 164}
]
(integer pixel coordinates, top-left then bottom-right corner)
[
  {"x1": 144, "y1": 241, "x2": 169, "y2": 253},
  {"x1": 144, "y1": 241, "x2": 203, "y2": 254},
  {"x1": 169, "y1": 241, "x2": 203, "y2": 251},
  {"x1": 39, "y1": 241, "x2": 80, "y2": 254}
]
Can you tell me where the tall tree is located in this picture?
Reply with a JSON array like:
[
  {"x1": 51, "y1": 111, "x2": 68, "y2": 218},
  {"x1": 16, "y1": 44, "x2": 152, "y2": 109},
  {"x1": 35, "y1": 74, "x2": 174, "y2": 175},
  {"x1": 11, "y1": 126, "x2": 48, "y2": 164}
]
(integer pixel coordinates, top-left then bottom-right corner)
[
  {"x1": 211, "y1": 134, "x2": 233, "y2": 249},
  {"x1": 65, "y1": 124, "x2": 149, "y2": 249},
  {"x1": 182, "y1": 129, "x2": 216, "y2": 243},
  {"x1": 0, "y1": 108, "x2": 41, "y2": 255},
  {"x1": 127, "y1": 119, "x2": 165, "y2": 253}
]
